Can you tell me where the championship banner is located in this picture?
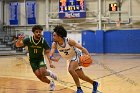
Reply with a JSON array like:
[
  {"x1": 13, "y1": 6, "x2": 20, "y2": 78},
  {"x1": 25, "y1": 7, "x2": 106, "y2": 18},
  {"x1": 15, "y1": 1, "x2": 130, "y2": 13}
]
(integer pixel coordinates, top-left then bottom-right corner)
[
  {"x1": 59, "y1": 0, "x2": 86, "y2": 19},
  {"x1": 9, "y1": 2, "x2": 19, "y2": 25},
  {"x1": 26, "y1": 1, "x2": 36, "y2": 24}
]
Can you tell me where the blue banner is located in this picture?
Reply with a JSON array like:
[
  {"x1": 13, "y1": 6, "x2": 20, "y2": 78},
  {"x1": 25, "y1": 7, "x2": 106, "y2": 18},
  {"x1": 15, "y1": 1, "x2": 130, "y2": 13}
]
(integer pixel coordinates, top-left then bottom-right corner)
[
  {"x1": 9, "y1": 2, "x2": 19, "y2": 25},
  {"x1": 59, "y1": 12, "x2": 86, "y2": 18},
  {"x1": 26, "y1": 1, "x2": 36, "y2": 24}
]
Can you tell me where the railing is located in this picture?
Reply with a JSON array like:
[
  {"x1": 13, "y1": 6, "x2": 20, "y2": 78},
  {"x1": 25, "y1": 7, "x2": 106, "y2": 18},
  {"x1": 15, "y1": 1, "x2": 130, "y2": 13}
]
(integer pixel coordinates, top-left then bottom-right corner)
[{"x1": 3, "y1": 26, "x2": 16, "y2": 36}]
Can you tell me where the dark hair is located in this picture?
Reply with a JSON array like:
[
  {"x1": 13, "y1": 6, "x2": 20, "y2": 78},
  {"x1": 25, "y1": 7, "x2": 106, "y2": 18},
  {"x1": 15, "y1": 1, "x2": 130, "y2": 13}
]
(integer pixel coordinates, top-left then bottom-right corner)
[
  {"x1": 32, "y1": 25, "x2": 43, "y2": 32},
  {"x1": 53, "y1": 25, "x2": 67, "y2": 38}
]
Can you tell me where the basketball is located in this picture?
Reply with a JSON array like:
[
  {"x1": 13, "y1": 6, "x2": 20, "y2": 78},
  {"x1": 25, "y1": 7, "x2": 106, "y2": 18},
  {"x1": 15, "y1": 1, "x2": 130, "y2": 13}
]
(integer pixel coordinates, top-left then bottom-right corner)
[{"x1": 80, "y1": 55, "x2": 93, "y2": 67}]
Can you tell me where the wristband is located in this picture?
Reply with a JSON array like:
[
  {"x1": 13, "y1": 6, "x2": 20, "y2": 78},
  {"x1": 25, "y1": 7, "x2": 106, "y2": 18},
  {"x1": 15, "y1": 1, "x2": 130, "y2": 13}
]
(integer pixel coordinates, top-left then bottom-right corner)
[{"x1": 50, "y1": 56, "x2": 54, "y2": 60}]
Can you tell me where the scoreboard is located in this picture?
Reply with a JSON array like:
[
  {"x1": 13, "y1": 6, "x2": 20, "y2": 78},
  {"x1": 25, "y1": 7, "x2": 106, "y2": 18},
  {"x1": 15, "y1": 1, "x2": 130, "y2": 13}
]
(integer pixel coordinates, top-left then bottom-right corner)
[
  {"x1": 109, "y1": 3, "x2": 118, "y2": 11},
  {"x1": 59, "y1": 0, "x2": 86, "y2": 19}
]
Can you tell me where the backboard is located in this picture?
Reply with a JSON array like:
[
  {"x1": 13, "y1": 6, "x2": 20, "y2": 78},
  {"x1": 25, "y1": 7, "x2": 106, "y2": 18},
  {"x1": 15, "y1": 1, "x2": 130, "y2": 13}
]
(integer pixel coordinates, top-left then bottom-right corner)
[{"x1": 109, "y1": 11, "x2": 130, "y2": 24}]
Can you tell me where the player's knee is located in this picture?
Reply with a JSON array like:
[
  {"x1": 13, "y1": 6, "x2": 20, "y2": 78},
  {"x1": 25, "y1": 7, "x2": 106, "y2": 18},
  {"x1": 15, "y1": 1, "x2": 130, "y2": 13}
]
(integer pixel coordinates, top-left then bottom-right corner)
[
  {"x1": 35, "y1": 73, "x2": 44, "y2": 81},
  {"x1": 41, "y1": 71, "x2": 47, "y2": 77},
  {"x1": 35, "y1": 72, "x2": 42, "y2": 78},
  {"x1": 41, "y1": 76, "x2": 50, "y2": 84},
  {"x1": 68, "y1": 68, "x2": 75, "y2": 74},
  {"x1": 40, "y1": 68, "x2": 48, "y2": 76},
  {"x1": 36, "y1": 75, "x2": 43, "y2": 81},
  {"x1": 79, "y1": 75, "x2": 85, "y2": 80}
]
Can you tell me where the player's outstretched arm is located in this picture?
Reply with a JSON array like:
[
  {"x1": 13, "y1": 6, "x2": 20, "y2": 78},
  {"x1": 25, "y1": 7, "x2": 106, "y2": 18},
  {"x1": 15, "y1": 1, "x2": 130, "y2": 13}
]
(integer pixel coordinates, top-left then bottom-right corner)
[
  {"x1": 45, "y1": 49, "x2": 55, "y2": 68},
  {"x1": 50, "y1": 42, "x2": 61, "y2": 62},
  {"x1": 16, "y1": 34, "x2": 24, "y2": 47}
]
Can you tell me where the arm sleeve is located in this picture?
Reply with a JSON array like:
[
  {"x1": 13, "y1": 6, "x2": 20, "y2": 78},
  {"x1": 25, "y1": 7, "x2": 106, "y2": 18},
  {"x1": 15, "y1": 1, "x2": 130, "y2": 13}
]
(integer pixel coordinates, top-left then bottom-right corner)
[{"x1": 43, "y1": 39, "x2": 50, "y2": 50}]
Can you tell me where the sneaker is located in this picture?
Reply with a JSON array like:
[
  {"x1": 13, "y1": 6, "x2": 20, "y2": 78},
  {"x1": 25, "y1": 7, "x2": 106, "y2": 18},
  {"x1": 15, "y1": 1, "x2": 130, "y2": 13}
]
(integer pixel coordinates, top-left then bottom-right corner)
[
  {"x1": 50, "y1": 80, "x2": 55, "y2": 91},
  {"x1": 48, "y1": 70, "x2": 57, "y2": 80},
  {"x1": 76, "y1": 89, "x2": 84, "y2": 93},
  {"x1": 92, "y1": 81, "x2": 99, "y2": 93}
]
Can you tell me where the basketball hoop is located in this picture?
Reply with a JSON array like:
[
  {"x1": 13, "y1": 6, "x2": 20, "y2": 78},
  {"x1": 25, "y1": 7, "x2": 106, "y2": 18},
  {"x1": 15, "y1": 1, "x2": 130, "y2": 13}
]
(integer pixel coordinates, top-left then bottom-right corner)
[
  {"x1": 109, "y1": 11, "x2": 129, "y2": 24},
  {"x1": 116, "y1": 0, "x2": 123, "y2": 3},
  {"x1": 116, "y1": 0, "x2": 123, "y2": 7}
]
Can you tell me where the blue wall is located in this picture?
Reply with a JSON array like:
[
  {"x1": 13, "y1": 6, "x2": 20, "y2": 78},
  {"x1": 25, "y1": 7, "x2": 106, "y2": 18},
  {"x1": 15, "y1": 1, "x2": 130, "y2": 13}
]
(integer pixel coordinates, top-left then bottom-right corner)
[
  {"x1": 43, "y1": 31, "x2": 52, "y2": 47},
  {"x1": 82, "y1": 29, "x2": 140, "y2": 54},
  {"x1": 104, "y1": 29, "x2": 140, "y2": 53},
  {"x1": 43, "y1": 31, "x2": 58, "y2": 53},
  {"x1": 95, "y1": 30, "x2": 104, "y2": 53},
  {"x1": 82, "y1": 30, "x2": 96, "y2": 53},
  {"x1": 44, "y1": 30, "x2": 140, "y2": 54}
]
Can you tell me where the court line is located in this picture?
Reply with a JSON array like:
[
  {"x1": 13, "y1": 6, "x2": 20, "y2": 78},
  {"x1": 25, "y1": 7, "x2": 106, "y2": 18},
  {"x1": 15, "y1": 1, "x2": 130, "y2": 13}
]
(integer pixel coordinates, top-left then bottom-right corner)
[
  {"x1": 0, "y1": 78, "x2": 75, "y2": 92},
  {"x1": 14, "y1": 56, "x2": 140, "y2": 90},
  {"x1": 55, "y1": 64, "x2": 140, "y2": 90},
  {"x1": 95, "y1": 66, "x2": 140, "y2": 80},
  {"x1": 15, "y1": 56, "x2": 140, "y2": 88},
  {"x1": 93, "y1": 59, "x2": 139, "y2": 86},
  {"x1": 0, "y1": 85, "x2": 75, "y2": 92},
  {"x1": 13, "y1": 56, "x2": 75, "y2": 91}
]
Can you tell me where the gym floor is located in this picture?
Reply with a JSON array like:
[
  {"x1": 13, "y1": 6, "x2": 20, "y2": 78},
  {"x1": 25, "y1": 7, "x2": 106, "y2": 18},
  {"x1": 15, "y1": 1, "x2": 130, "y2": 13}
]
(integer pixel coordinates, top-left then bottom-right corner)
[{"x1": 0, "y1": 54, "x2": 140, "y2": 93}]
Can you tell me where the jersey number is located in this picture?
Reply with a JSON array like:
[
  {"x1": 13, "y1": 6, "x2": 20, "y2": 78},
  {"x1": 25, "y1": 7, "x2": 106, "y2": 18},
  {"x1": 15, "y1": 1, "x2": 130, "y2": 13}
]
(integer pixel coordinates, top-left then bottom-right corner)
[
  {"x1": 34, "y1": 49, "x2": 38, "y2": 54},
  {"x1": 64, "y1": 51, "x2": 69, "y2": 55}
]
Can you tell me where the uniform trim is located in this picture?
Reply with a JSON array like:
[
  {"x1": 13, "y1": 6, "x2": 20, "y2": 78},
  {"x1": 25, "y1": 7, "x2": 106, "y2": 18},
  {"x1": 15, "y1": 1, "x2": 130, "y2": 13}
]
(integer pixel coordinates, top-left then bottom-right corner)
[
  {"x1": 70, "y1": 51, "x2": 78, "y2": 62},
  {"x1": 42, "y1": 38, "x2": 44, "y2": 44},
  {"x1": 57, "y1": 38, "x2": 67, "y2": 48},
  {"x1": 32, "y1": 36, "x2": 42, "y2": 45}
]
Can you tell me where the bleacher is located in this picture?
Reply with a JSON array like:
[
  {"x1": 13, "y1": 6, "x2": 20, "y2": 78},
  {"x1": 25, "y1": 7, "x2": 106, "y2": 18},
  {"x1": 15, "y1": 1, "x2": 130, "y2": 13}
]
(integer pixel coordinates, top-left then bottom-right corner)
[{"x1": 0, "y1": 26, "x2": 25, "y2": 56}]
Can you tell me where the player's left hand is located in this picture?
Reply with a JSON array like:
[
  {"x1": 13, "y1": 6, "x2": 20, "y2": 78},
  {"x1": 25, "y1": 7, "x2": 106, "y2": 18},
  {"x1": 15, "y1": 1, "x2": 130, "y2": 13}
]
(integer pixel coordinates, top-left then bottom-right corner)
[{"x1": 50, "y1": 56, "x2": 61, "y2": 62}]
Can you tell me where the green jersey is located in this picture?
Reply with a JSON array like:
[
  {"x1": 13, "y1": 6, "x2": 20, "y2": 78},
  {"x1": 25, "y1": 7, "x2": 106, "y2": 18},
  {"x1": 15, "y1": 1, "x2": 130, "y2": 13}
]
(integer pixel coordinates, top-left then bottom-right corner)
[{"x1": 23, "y1": 36, "x2": 50, "y2": 61}]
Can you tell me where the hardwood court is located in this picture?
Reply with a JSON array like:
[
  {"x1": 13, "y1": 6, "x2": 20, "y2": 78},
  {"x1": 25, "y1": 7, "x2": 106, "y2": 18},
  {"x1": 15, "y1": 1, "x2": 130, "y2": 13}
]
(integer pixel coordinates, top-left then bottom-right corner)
[{"x1": 0, "y1": 54, "x2": 140, "y2": 93}]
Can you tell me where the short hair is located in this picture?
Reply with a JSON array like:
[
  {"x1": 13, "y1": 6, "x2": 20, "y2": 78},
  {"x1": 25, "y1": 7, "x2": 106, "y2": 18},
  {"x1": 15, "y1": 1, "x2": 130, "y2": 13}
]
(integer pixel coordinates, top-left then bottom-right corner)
[
  {"x1": 32, "y1": 25, "x2": 43, "y2": 32},
  {"x1": 53, "y1": 25, "x2": 67, "y2": 38}
]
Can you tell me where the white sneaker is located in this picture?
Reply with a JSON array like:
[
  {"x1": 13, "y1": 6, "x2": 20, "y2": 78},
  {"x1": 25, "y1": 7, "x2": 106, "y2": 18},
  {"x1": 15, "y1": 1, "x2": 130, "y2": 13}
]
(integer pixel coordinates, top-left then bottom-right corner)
[
  {"x1": 48, "y1": 70, "x2": 57, "y2": 80},
  {"x1": 50, "y1": 80, "x2": 55, "y2": 91}
]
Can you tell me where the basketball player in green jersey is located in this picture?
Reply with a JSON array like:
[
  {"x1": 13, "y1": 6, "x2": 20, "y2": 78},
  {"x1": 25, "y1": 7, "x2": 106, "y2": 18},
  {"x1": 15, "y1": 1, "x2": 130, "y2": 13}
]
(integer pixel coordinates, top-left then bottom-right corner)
[
  {"x1": 49, "y1": 25, "x2": 99, "y2": 93},
  {"x1": 16, "y1": 25, "x2": 57, "y2": 91}
]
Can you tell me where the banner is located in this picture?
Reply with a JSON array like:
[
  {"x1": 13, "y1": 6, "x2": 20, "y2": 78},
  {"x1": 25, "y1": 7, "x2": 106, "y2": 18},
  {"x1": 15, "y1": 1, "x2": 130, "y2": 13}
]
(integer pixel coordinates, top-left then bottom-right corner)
[
  {"x1": 59, "y1": 0, "x2": 86, "y2": 19},
  {"x1": 26, "y1": 1, "x2": 36, "y2": 24},
  {"x1": 9, "y1": 2, "x2": 19, "y2": 25}
]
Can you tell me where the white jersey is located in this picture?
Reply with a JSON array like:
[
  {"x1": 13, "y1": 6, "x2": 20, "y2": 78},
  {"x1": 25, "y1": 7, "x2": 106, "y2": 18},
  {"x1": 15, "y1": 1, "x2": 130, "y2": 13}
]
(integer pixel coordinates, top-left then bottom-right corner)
[{"x1": 56, "y1": 38, "x2": 81, "y2": 60}]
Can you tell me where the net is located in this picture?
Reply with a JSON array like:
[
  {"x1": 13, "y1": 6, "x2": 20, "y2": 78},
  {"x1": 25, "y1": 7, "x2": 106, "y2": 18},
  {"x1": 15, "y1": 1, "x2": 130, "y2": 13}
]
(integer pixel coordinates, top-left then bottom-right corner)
[{"x1": 109, "y1": 11, "x2": 130, "y2": 24}]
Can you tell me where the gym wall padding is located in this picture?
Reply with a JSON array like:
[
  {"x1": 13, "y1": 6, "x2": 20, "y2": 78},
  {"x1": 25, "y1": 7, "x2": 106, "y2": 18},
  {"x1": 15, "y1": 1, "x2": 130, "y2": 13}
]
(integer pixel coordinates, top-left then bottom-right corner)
[
  {"x1": 44, "y1": 29, "x2": 140, "y2": 54},
  {"x1": 43, "y1": 31, "x2": 52, "y2": 47},
  {"x1": 82, "y1": 29, "x2": 140, "y2": 54},
  {"x1": 104, "y1": 29, "x2": 140, "y2": 53},
  {"x1": 82, "y1": 30, "x2": 96, "y2": 53},
  {"x1": 95, "y1": 30, "x2": 104, "y2": 53}
]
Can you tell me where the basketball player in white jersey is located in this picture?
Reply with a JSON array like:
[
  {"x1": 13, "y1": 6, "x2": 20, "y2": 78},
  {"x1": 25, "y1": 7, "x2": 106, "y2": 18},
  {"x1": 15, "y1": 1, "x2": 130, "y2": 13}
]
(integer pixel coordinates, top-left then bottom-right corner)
[{"x1": 49, "y1": 25, "x2": 99, "y2": 93}]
